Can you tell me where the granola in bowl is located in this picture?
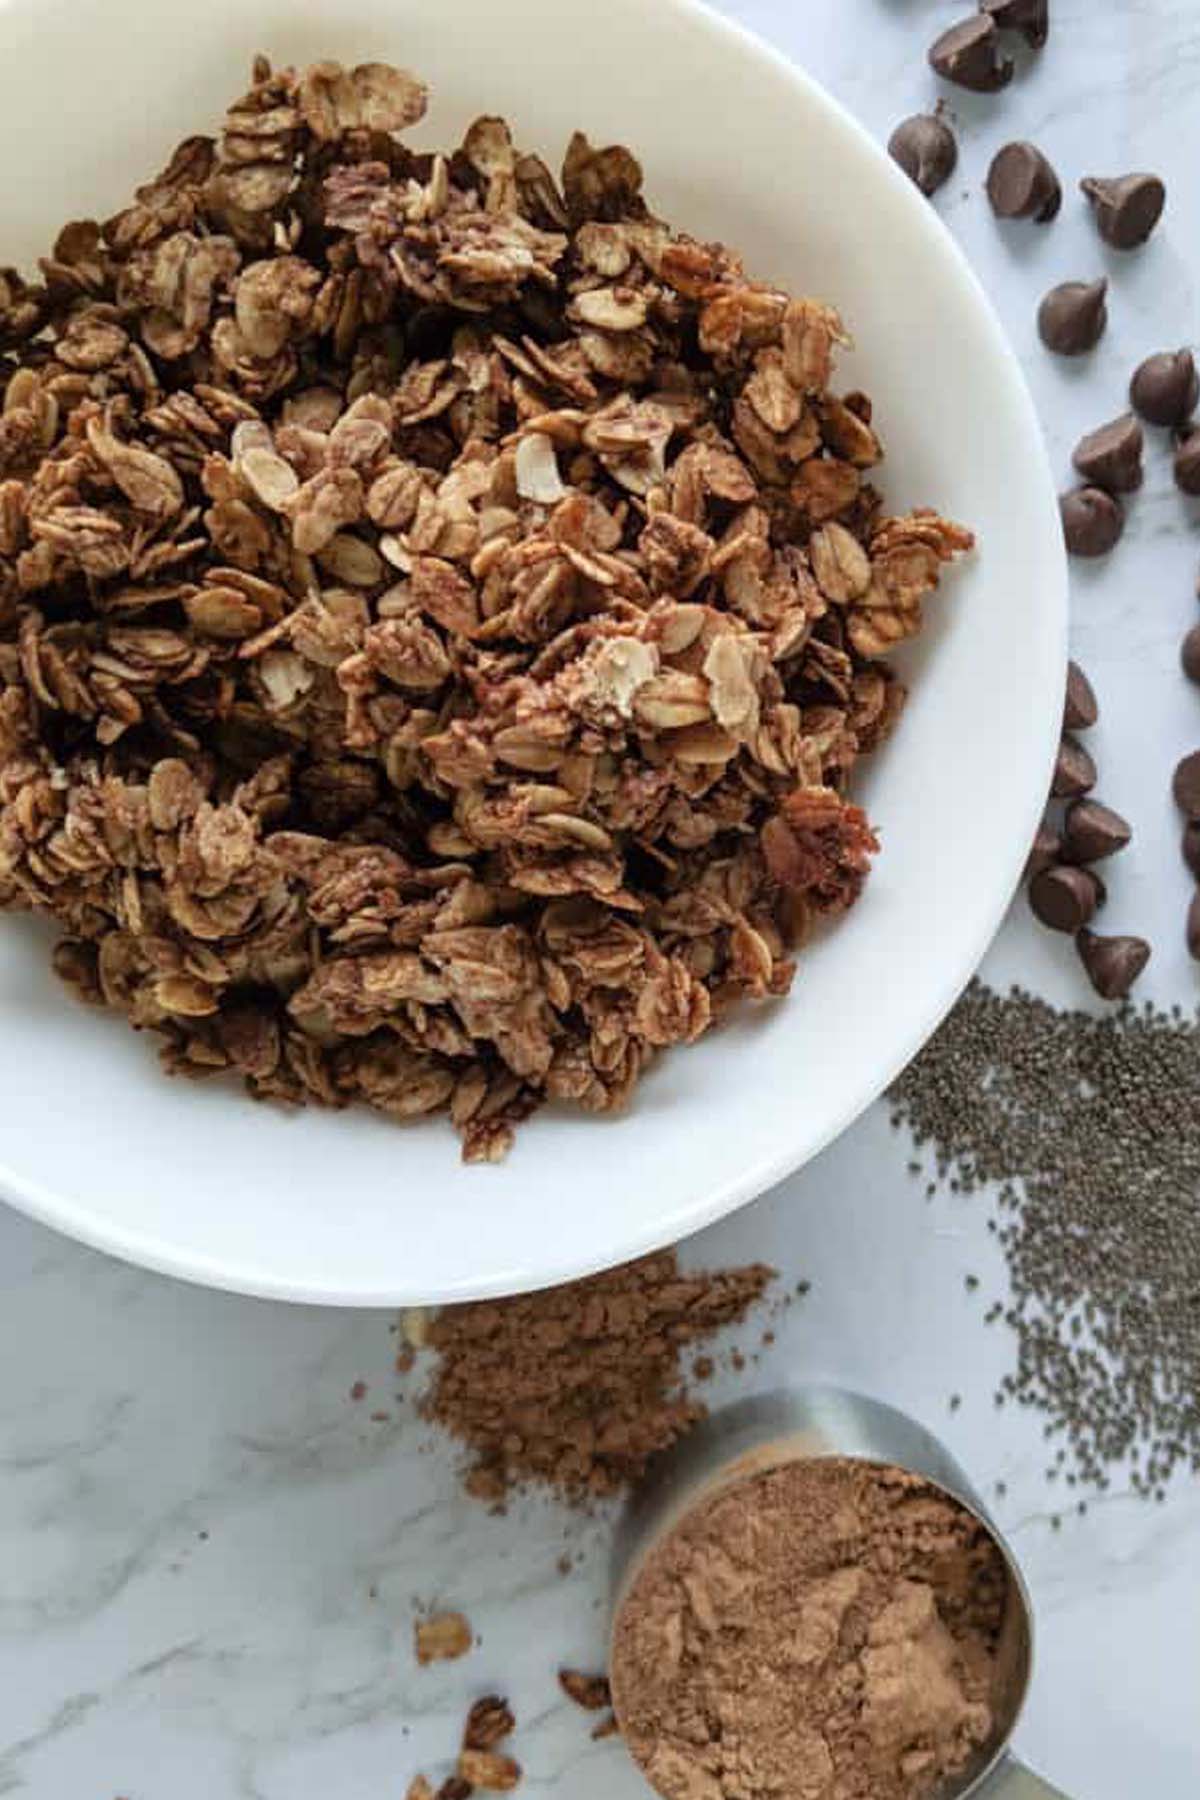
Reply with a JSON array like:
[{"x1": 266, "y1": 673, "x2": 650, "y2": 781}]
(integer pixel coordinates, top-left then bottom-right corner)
[{"x1": 0, "y1": 55, "x2": 971, "y2": 1161}]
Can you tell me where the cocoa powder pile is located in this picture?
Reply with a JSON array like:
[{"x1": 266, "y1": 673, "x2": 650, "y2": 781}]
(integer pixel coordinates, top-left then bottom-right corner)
[
  {"x1": 418, "y1": 1252, "x2": 774, "y2": 1505},
  {"x1": 611, "y1": 1458, "x2": 1008, "y2": 1800}
]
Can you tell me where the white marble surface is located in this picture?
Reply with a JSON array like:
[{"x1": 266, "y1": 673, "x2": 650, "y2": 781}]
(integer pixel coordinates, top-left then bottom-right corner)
[{"x1": 2, "y1": 2, "x2": 1199, "y2": 1796}]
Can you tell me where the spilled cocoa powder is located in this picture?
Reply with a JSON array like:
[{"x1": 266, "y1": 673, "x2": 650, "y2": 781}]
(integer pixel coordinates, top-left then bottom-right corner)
[
  {"x1": 611, "y1": 1458, "x2": 1008, "y2": 1800},
  {"x1": 416, "y1": 1253, "x2": 775, "y2": 1505}
]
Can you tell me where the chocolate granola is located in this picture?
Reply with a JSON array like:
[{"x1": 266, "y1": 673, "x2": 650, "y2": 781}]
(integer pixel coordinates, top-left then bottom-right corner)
[{"x1": 0, "y1": 56, "x2": 972, "y2": 1159}]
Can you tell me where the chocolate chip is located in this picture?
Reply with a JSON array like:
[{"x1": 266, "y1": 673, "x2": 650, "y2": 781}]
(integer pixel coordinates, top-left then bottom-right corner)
[
  {"x1": 986, "y1": 142, "x2": 1061, "y2": 221},
  {"x1": 1080, "y1": 173, "x2": 1166, "y2": 250},
  {"x1": 1062, "y1": 800, "x2": 1132, "y2": 863},
  {"x1": 1025, "y1": 821, "x2": 1063, "y2": 881},
  {"x1": 1181, "y1": 624, "x2": 1200, "y2": 685},
  {"x1": 1071, "y1": 414, "x2": 1143, "y2": 494},
  {"x1": 981, "y1": 0, "x2": 1049, "y2": 48},
  {"x1": 1188, "y1": 892, "x2": 1200, "y2": 961},
  {"x1": 1174, "y1": 427, "x2": 1200, "y2": 496},
  {"x1": 1130, "y1": 349, "x2": 1199, "y2": 427},
  {"x1": 1038, "y1": 279, "x2": 1107, "y2": 355},
  {"x1": 928, "y1": 16, "x2": 1014, "y2": 91},
  {"x1": 1052, "y1": 735, "x2": 1098, "y2": 798},
  {"x1": 1076, "y1": 929, "x2": 1150, "y2": 1000},
  {"x1": 888, "y1": 114, "x2": 958, "y2": 197},
  {"x1": 1172, "y1": 749, "x2": 1200, "y2": 818},
  {"x1": 1184, "y1": 820, "x2": 1200, "y2": 878},
  {"x1": 1029, "y1": 864, "x2": 1103, "y2": 932},
  {"x1": 1063, "y1": 660, "x2": 1099, "y2": 731},
  {"x1": 1060, "y1": 487, "x2": 1123, "y2": 557}
]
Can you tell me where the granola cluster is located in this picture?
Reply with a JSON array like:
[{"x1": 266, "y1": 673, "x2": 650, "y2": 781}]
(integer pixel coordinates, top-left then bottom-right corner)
[{"x1": 0, "y1": 56, "x2": 972, "y2": 1159}]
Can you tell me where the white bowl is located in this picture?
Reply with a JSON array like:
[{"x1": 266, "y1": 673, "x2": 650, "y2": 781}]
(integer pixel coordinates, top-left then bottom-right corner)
[{"x1": 0, "y1": 0, "x2": 1065, "y2": 1305}]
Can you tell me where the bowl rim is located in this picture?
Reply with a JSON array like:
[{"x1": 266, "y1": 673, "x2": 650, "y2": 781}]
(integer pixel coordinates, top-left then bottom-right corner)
[{"x1": 0, "y1": 0, "x2": 1066, "y2": 1304}]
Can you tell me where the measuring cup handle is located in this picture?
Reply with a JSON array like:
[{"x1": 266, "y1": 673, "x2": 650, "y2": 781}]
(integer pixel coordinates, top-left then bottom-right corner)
[{"x1": 973, "y1": 1751, "x2": 1072, "y2": 1799}]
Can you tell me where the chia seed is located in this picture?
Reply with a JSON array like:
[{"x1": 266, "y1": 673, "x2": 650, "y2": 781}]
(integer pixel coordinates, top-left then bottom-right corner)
[{"x1": 890, "y1": 980, "x2": 1200, "y2": 1493}]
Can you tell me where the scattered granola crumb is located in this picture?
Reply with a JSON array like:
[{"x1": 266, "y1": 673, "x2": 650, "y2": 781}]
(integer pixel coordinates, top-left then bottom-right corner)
[
  {"x1": 0, "y1": 55, "x2": 971, "y2": 1162},
  {"x1": 417, "y1": 1251, "x2": 773, "y2": 1505},
  {"x1": 457, "y1": 1749, "x2": 521, "y2": 1792},
  {"x1": 349, "y1": 1379, "x2": 367, "y2": 1402},
  {"x1": 558, "y1": 1668, "x2": 613, "y2": 1712},
  {"x1": 464, "y1": 1697, "x2": 516, "y2": 1751},
  {"x1": 414, "y1": 1610, "x2": 473, "y2": 1665},
  {"x1": 412, "y1": 1695, "x2": 520, "y2": 1800}
]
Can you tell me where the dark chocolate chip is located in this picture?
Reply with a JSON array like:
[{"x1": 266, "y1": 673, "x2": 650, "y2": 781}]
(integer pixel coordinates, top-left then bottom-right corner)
[
  {"x1": 1130, "y1": 349, "x2": 1199, "y2": 427},
  {"x1": 1076, "y1": 929, "x2": 1150, "y2": 1000},
  {"x1": 1029, "y1": 864, "x2": 1102, "y2": 932},
  {"x1": 1080, "y1": 173, "x2": 1166, "y2": 250},
  {"x1": 1060, "y1": 487, "x2": 1123, "y2": 557},
  {"x1": 1172, "y1": 749, "x2": 1200, "y2": 818},
  {"x1": 1062, "y1": 799, "x2": 1132, "y2": 863},
  {"x1": 1038, "y1": 280, "x2": 1107, "y2": 355},
  {"x1": 1071, "y1": 414, "x2": 1143, "y2": 494},
  {"x1": 1052, "y1": 735, "x2": 1098, "y2": 798},
  {"x1": 1025, "y1": 821, "x2": 1063, "y2": 881},
  {"x1": 1181, "y1": 624, "x2": 1200, "y2": 686},
  {"x1": 986, "y1": 142, "x2": 1061, "y2": 221},
  {"x1": 1184, "y1": 820, "x2": 1200, "y2": 879},
  {"x1": 1174, "y1": 427, "x2": 1200, "y2": 496},
  {"x1": 1064, "y1": 660, "x2": 1099, "y2": 731},
  {"x1": 980, "y1": 0, "x2": 1050, "y2": 49},
  {"x1": 929, "y1": 16, "x2": 1014, "y2": 91},
  {"x1": 1188, "y1": 892, "x2": 1200, "y2": 961},
  {"x1": 888, "y1": 114, "x2": 958, "y2": 197}
]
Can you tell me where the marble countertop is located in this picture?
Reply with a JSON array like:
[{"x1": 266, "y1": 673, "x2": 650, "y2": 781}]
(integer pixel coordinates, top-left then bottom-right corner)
[{"x1": 2, "y1": 2, "x2": 1199, "y2": 1795}]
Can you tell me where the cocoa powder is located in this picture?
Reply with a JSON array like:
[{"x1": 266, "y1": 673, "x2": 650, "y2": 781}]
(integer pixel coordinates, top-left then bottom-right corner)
[
  {"x1": 611, "y1": 1458, "x2": 1008, "y2": 1800},
  {"x1": 418, "y1": 1253, "x2": 774, "y2": 1505}
]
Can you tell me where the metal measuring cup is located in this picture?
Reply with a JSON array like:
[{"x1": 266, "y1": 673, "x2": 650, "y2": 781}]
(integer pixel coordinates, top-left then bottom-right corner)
[{"x1": 610, "y1": 1385, "x2": 1070, "y2": 1800}]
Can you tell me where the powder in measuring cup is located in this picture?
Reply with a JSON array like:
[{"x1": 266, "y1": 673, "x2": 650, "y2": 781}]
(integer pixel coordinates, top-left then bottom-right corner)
[{"x1": 611, "y1": 1456, "x2": 1008, "y2": 1800}]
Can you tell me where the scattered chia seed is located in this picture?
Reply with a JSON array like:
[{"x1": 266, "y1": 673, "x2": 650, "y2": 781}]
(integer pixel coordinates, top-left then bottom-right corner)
[{"x1": 890, "y1": 980, "x2": 1200, "y2": 1494}]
